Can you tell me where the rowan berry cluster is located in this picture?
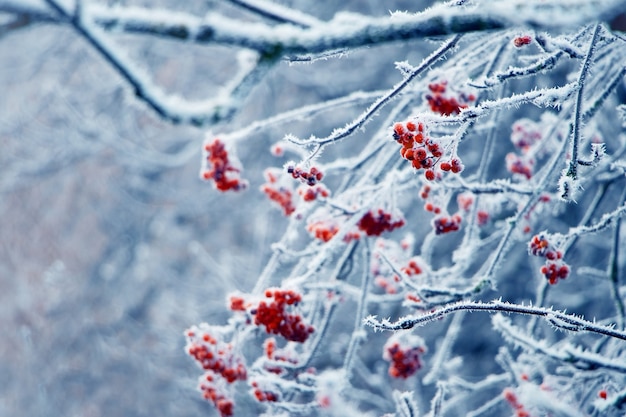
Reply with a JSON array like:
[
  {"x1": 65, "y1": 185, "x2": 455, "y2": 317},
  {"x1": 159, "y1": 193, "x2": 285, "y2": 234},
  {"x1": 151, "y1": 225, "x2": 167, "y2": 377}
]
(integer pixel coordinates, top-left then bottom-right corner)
[
  {"x1": 357, "y1": 208, "x2": 405, "y2": 236},
  {"x1": 383, "y1": 333, "x2": 426, "y2": 379},
  {"x1": 184, "y1": 325, "x2": 248, "y2": 416},
  {"x1": 251, "y1": 381, "x2": 279, "y2": 402},
  {"x1": 511, "y1": 118, "x2": 543, "y2": 150},
  {"x1": 432, "y1": 213, "x2": 462, "y2": 235},
  {"x1": 263, "y1": 337, "x2": 298, "y2": 375},
  {"x1": 528, "y1": 234, "x2": 570, "y2": 284},
  {"x1": 401, "y1": 257, "x2": 422, "y2": 277},
  {"x1": 200, "y1": 138, "x2": 247, "y2": 192},
  {"x1": 513, "y1": 35, "x2": 533, "y2": 47},
  {"x1": 198, "y1": 374, "x2": 234, "y2": 417},
  {"x1": 393, "y1": 121, "x2": 463, "y2": 181},
  {"x1": 506, "y1": 152, "x2": 534, "y2": 180},
  {"x1": 374, "y1": 256, "x2": 424, "y2": 295},
  {"x1": 286, "y1": 163, "x2": 324, "y2": 186},
  {"x1": 374, "y1": 274, "x2": 401, "y2": 294},
  {"x1": 505, "y1": 117, "x2": 547, "y2": 180},
  {"x1": 260, "y1": 168, "x2": 296, "y2": 216},
  {"x1": 251, "y1": 288, "x2": 314, "y2": 343},
  {"x1": 185, "y1": 325, "x2": 248, "y2": 383},
  {"x1": 298, "y1": 183, "x2": 330, "y2": 202},
  {"x1": 420, "y1": 185, "x2": 464, "y2": 234},
  {"x1": 307, "y1": 219, "x2": 350, "y2": 242},
  {"x1": 425, "y1": 81, "x2": 475, "y2": 116}
]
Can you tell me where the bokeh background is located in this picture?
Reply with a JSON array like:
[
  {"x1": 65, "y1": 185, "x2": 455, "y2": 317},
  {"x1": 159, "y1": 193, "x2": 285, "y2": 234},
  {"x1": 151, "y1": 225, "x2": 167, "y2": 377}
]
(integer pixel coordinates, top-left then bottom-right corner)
[{"x1": 0, "y1": 1, "x2": 431, "y2": 416}]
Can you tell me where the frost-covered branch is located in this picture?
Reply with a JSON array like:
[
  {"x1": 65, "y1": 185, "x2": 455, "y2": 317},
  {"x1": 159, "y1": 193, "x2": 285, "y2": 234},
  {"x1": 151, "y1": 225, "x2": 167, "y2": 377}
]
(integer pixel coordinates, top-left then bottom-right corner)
[
  {"x1": 43, "y1": 0, "x2": 267, "y2": 125},
  {"x1": 364, "y1": 300, "x2": 626, "y2": 341},
  {"x1": 286, "y1": 35, "x2": 462, "y2": 148}
]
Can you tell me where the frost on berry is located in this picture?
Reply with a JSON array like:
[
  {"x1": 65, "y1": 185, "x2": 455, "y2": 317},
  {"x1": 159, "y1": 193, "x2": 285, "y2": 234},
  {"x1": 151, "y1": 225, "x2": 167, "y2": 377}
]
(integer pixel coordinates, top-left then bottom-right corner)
[
  {"x1": 228, "y1": 293, "x2": 248, "y2": 312},
  {"x1": 307, "y1": 217, "x2": 360, "y2": 243},
  {"x1": 511, "y1": 118, "x2": 544, "y2": 150},
  {"x1": 285, "y1": 162, "x2": 324, "y2": 186},
  {"x1": 506, "y1": 152, "x2": 535, "y2": 180},
  {"x1": 251, "y1": 380, "x2": 280, "y2": 402},
  {"x1": 393, "y1": 120, "x2": 464, "y2": 179},
  {"x1": 184, "y1": 324, "x2": 247, "y2": 416},
  {"x1": 200, "y1": 138, "x2": 248, "y2": 192},
  {"x1": 307, "y1": 219, "x2": 341, "y2": 242},
  {"x1": 401, "y1": 257, "x2": 423, "y2": 277},
  {"x1": 260, "y1": 168, "x2": 296, "y2": 216},
  {"x1": 432, "y1": 213, "x2": 462, "y2": 235},
  {"x1": 184, "y1": 324, "x2": 247, "y2": 383},
  {"x1": 541, "y1": 260, "x2": 570, "y2": 284},
  {"x1": 513, "y1": 35, "x2": 533, "y2": 47},
  {"x1": 198, "y1": 373, "x2": 235, "y2": 417},
  {"x1": 297, "y1": 183, "x2": 330, "y2": 202},
  {"x1": 251, "y1": 288, "x2": 314, "y2": 343},
  {"x1": 528, "y1": 234, "x2": 569, "y2": 284},
  {"x1": 383, "y1": 332, "x2": 426, "y2": 379},
  {"x1": 262, "y1": 337, "x2": 299, "y2": 375}
]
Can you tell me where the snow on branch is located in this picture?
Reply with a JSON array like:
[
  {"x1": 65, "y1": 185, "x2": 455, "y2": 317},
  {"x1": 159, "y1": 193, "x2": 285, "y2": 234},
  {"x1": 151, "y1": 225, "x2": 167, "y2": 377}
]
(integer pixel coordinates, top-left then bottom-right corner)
[
  {"x1": 42, "y1": 0, "x2": 268, "y2": 126},
  {"x1": 86, "y1": 4, "x2": 508, "y2": 56}
]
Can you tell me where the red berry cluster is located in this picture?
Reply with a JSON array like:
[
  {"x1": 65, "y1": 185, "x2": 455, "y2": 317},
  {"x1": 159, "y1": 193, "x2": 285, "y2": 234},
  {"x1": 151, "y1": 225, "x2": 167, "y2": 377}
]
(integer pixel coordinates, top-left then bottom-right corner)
[
  {"x1": 420, "y1": 184, "x2": 464, "y2": 234},
  {"x1": 541, "y1": 261, "x2": 570, "y2": 285},
  {"x1": 506, "y1": 152, "x2": 534, "y2": 179},
  {"x1": 252, "y1": 288, "x2": 314, "y2": 343},
  {"x1": 503, "y1": 388, "x2": 530, "y2": 417},
  {"x1": 432, "y1": 214, "x2": 462, "y2": 235},
  {"x1": 375, "y1": 256, "x2": 423, "y2": 294},
  {"x1": 262, "y1": 337, "x2": 298, "y2": 374},
  {"x1": 401, "y1": 258, "x2": 422, "y2": 277},
  {"x1": 425, "y1": 81, "x2": 475, "y2": 116},
  {"x1": 185, "y1": 326, "x2": 248, "y2": 383},
  {"x1": 528, "y1": 234, "x2": 570, "y2": 284},
  {"x1": 185, "y1": 325, "x2": 248, "y2": 416},
  {"x1": 307, "y1": 220, "x2": 342, "y2": 242},
  {"x1": 506, "y1": 118, "x2": 545, "y2": 180},
  {"x1": 393, "y1": 121, "x2": 464, "y2": 181},
  {"x1": 251, "y1": 381, "x2": 279, "y2": 402},
  {"x1": 260, "y1": 169, "x2": 296, "y2": 216},
  {"x1": 383, "y1": 334, "x2": 426, "y2": 379},
  {"x1": 477, "y1": 210, "x2": 490, "y2": 226},
  {"x1": 286, "y1": 164, "x2": 324, "y2": 186},
  {"x1": 201, "y1": 138, "x2": 247, "y2": 192},
  {"x1": 374, "y1": 275, "x2": 401, "y2": 294},
  {"x1": 511, "y1": 118, "x2": 543, "y2": 150},
  {"x1": 199, "y1": 374, "x2": 235, "y2": 417},
  {"x1": 513, "y1": 35, "x2": 532, "y2": 47},
  {"x1": 229, "y1": 294, "x2": 248, "y2": 312},
  {"x1": 357, "y1": 209, "x2": 405, "y2": 236},
  {"x1": 298, "y1": 183, "x2": 330, "y2": 202},
  {"x1": 528, "y1": 234, "x2": 550, "y2": 257}
]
